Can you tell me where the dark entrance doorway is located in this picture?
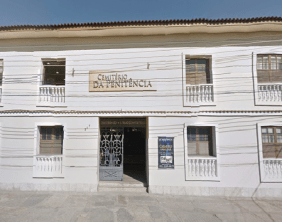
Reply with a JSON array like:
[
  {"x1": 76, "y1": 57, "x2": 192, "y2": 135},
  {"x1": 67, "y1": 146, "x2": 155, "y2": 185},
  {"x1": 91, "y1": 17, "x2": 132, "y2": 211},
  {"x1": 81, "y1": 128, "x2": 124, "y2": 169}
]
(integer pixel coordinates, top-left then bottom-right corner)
[
  {"x1": 99, "y1": 118, "x2": 147, "y2": 184},
  {"x1": 123, "y1": 127, "x2": 146, "y2": 182}
]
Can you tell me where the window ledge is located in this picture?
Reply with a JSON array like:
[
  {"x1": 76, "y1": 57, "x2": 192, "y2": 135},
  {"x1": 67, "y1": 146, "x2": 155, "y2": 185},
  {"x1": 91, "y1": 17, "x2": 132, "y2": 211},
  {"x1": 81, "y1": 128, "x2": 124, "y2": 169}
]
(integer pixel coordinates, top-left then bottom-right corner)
[{"x1": 36, "y1": 104, "x2": 67, "y2": 108}]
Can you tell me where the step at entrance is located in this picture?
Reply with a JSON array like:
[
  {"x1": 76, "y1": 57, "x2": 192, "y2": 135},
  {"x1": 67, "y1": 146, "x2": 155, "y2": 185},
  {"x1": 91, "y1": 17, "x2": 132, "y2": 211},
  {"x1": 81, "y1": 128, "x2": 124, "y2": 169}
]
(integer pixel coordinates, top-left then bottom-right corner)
[{"x1": 98, "y1": 171, "x2": 148, "y2": 192}]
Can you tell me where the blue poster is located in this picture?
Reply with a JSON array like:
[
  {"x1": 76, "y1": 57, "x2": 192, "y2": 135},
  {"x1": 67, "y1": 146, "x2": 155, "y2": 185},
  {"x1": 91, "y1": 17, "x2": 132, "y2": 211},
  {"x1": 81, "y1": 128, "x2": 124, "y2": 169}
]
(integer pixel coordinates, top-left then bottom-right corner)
[{"x1": 158, "y1": 137, "x2": 174, "y2": 169}]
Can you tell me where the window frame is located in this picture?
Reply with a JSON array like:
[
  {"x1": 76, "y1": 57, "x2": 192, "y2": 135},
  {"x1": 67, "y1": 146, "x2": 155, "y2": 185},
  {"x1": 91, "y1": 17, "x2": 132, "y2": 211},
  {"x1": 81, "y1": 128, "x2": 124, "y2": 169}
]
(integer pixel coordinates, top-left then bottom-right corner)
[
  {"x1": 34, "y1": 122, "x2": 66, "y2": 156},
  {"x1": 184, "y1": 122, "x2": 220, "y2": 181},
  {"x1": 257, "y1": 123, "x2": 282, "y2": 183},
  {"x1": 257, "y1": 54, "x2": 282, "y2": 83},
  {"x1": 185, "y1": 55, "x2": 212, "y2": 86},
  {"x1": 187, "y1": 126, "x2": 215, "y2": 157},
  {"x1": 41, "y1": 58, "x2": 66, "y2": 86},
  {"x1": 39, "y1": 125, "x2": 64, "y2": 155}
]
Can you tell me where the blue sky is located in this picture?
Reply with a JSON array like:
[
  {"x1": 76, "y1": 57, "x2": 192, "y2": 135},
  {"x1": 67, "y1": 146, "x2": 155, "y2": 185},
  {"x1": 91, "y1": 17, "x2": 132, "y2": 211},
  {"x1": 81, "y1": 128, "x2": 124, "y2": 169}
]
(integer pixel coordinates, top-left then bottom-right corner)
[{"x1": 0, "y1": 0, "x2": 281, "y2": 26}]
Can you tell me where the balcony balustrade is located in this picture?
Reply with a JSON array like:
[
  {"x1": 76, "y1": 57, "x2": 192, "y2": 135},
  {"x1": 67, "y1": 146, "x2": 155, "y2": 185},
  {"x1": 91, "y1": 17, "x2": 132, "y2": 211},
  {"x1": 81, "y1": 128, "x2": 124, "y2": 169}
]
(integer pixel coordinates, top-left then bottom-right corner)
[
  {"x1": 186, "y1": 157, "x2": 219, "y2": 180},
  {"x1": 186, "y1": 84, "x2": 214, "y2": 104},
  {"x1": 262, "y1": 159, "x2": 282, "y2": 182},
  {"x1": 257, "y1": 84, "x2": 282, "y2": 103},
  {"x1": 33, "y1": 155, "x2": 63, "y2": 178},
  {"x1": 39, "y1": 86, "x2": 65, "y2": 105}
]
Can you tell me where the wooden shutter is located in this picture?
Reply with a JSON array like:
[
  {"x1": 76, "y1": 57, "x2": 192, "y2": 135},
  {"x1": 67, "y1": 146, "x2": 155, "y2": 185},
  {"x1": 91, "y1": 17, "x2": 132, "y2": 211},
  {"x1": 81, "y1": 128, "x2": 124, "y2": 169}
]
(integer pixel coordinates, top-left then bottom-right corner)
[
  {"x1": 262, "y1": 126, "x2": 282, "y2": 158},
  {"x1": 187, "y1": 126, "x2": 213, "y2": 156},
  {"x1": 40, "y1": 126, "x2": 63, "y2": 155},
  {"x1": 186, "y1": 58, "x2": 211, "y2": 85}
]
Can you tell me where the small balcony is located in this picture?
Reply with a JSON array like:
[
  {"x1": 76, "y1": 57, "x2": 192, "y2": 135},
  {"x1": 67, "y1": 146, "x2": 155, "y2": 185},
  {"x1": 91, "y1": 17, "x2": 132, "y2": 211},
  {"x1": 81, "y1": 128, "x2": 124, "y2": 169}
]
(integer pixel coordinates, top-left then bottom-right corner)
[
  {"x1": 185, "y1": 84, "x2": 214, "y2": 106},
  {"x1": 261, "y1": 159, "x2": 282, "y2": 182},
  {"x1": 257, "y1": 84, "x2": 282, "y2": 105},
  {"x1": 38, "y1": 86, "x2": 65, "y2": 106},
  {"x1": 185, "y1": 157, "x2": 219, "y2": 181},
  {"x1": 33, "y1": 155, "x2": 64, "y2": 178}
]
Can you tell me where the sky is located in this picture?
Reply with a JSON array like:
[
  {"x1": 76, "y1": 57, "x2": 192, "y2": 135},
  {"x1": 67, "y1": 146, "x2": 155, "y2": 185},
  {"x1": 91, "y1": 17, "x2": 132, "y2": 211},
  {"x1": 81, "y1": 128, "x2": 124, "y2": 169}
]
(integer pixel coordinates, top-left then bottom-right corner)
[{"x1": 0, "y1": 0, "x2": 281, "y2": 26}]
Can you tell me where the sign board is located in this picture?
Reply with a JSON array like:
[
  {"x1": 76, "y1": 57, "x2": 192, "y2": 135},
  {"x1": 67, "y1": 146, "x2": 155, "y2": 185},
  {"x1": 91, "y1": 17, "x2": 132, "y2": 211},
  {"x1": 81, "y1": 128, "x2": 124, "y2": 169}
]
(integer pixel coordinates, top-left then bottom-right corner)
[
  {"x1": 158, "y1": 137, "x2": 174, "y2": 169},
  {"x1": 89, "y1": 71, "x2": 156, "y2": 92}
]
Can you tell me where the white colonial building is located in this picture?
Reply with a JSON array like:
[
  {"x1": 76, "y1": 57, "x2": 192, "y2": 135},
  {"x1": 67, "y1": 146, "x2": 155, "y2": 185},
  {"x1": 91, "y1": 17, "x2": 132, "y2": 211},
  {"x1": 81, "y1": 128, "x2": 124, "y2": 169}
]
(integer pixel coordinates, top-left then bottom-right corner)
[{"x1": 0, "y1": 17, "x2": 282, "y2": 197}]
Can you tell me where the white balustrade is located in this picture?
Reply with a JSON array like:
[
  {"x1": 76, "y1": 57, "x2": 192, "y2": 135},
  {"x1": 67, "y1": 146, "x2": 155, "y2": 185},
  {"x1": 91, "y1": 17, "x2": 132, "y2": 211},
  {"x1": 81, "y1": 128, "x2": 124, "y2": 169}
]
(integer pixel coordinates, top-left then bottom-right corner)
[
  {"x1": 262, "y1": 159, "x2": 282, "y2": 181},
  {"x1": 186, "y1": 84, "x2": 214, "y2": 103},
  {"x1": 258, "y1": 84, "x2": 282, "y2": 102},
  {"x1": 33, "y1": 155, "x2": 63, "y2": 178},
  {"x1": 39, "y1": 86, "x2": 65, "y2": 104},
  {"x1": 187, "y1": 158, "x2": 218, "y2": 180}
]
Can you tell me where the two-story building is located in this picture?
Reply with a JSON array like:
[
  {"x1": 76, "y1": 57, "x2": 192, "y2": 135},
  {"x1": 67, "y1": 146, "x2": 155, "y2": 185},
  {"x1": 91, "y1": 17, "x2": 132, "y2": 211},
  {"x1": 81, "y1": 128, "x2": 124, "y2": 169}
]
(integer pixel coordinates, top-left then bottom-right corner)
[{"x1": 0, "y1": 17, "x2": 282, "y2": 197}]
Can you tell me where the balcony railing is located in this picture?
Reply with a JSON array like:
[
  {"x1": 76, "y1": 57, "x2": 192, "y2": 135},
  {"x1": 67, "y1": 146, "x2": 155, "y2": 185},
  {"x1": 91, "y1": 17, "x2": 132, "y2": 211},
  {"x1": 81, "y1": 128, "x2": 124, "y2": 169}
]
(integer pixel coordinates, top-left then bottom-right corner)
[
  {"x1": 257, "y1": 84, "x2": 282, "y2": 103},
  {"x1": 186, "y1": 84, "x2": 214, "y2": 104},
  {"x1": 186, "y1": 157, "x2": 219, "y2": 180},
  {"x1": 39, "y1": 86, "x2": 65, "y2": 105},
  {"x1": 261, "y1": 159, "x2": 282, "y2": 182},
  {"x1": 33, "y1": 155, "x2": 63, "y2": 178}
]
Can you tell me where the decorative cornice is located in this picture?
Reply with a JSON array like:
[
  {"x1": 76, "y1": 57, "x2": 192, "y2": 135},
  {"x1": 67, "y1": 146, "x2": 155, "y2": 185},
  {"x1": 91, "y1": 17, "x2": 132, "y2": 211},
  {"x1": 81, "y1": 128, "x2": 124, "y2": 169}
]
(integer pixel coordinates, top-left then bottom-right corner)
[{"x1": 0, "y1": 110, "x2": 282, "y2": 116}]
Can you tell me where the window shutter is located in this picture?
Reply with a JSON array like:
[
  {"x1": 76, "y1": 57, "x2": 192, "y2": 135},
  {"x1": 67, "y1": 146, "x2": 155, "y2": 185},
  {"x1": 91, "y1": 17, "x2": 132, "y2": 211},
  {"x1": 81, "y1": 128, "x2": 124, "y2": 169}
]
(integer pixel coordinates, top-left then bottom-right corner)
[{"x1": 39, "y1": 126, "x2": 63, "y2": 155}]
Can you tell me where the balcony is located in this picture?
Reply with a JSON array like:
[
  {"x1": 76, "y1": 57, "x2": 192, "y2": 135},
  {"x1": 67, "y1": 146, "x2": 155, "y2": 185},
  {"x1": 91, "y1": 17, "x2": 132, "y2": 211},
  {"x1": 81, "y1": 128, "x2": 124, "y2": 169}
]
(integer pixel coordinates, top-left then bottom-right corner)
[
  {"x1": 185, "y1": 84, "x2": 214, "y2": 106},
  {"x1": 261, "y1": 159, "x2": 282, "y2": 182},
  {"x1": 185, "y1": 157, "x2": 219, "y2": 181},
  {"x1": 33, "y1": 155, "x2": 64, "y2": 178},
  {"x1": 38, "y1": 86, "x2": 65, "y2": 106},
  {"x1": 256, "y1": 83, "x2": 282, "y2": 105}
]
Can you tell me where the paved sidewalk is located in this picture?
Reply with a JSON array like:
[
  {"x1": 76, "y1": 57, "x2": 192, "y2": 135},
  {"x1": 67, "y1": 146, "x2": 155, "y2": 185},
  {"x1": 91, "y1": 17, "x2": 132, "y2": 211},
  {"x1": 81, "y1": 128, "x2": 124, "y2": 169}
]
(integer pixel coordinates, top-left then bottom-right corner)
[{"x1": 0, "y1": 190, "x2": 282, "y2": 222}]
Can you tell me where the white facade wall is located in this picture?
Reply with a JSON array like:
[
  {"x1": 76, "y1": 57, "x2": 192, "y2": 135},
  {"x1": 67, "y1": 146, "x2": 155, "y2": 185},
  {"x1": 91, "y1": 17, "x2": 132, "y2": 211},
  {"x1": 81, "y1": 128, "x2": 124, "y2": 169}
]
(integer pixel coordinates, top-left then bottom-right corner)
[{"x1": 0, "y1": 32, "x2": 282, "y2": 196}]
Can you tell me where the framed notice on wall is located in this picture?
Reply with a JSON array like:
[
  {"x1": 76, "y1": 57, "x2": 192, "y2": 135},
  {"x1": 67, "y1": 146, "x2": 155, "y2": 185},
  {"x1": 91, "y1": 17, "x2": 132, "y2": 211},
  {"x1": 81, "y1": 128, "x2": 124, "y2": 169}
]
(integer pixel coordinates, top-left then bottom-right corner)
[{"x1": 158, "y1": 137, "x2": 174, "y2": 169}]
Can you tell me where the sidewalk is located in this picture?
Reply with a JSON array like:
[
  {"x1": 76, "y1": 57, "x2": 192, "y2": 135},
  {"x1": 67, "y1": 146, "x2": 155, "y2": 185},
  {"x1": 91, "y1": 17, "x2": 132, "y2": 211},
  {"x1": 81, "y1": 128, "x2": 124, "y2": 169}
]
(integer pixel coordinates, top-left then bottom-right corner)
[{"x1": 0, "y1": 190, "x2": 282, "y2": 222}]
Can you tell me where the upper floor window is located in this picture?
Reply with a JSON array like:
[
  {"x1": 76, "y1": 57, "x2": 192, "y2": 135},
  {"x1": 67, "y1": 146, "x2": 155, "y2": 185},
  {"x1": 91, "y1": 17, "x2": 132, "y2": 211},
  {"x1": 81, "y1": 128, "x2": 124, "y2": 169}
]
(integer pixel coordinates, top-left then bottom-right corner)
[
  {"x1": 187, "y1": 126, "x2": 214, "y2": 156},
  {"x1": 39, "y1": 126, "x2": 64, "y2": 155},
  {"x1": 42, "y1": 59, "x2": 65, "y2": 85},
  {"x1": 262, "y1": 126, "x2": 282, "y2": 158},
  {"x1": 257, "y1": 54, "x2": 282, "y2": 83},
  {"x1": 186, "y1": 57, "x2": 212, "y2": 85},
  {"x1": 0, "y1": 59, "x2": 3, "y2": 86}
]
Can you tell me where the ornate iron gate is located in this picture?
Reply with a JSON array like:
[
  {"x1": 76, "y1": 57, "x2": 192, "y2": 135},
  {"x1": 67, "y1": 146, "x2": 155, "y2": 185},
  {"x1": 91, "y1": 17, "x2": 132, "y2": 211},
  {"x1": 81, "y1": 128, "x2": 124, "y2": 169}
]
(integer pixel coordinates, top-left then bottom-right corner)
[{"x1": 99, "y1": 127, "x2": 124, "y2": 181}]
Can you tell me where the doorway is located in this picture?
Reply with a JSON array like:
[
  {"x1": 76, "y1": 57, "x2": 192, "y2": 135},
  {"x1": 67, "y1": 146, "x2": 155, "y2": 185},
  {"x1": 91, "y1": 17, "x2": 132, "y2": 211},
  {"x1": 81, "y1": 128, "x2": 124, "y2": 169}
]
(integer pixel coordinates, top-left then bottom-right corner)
[{"x1": 99, "y1": 118, "x2": 147, "y2": 185}]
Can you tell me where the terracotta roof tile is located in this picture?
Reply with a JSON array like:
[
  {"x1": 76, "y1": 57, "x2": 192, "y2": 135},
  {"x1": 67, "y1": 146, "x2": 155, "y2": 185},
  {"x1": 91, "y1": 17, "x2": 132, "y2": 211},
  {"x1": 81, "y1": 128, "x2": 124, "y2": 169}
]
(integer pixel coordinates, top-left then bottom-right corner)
[{"x1": 0, "y1": 17, "x2": 282, "y2": 31}]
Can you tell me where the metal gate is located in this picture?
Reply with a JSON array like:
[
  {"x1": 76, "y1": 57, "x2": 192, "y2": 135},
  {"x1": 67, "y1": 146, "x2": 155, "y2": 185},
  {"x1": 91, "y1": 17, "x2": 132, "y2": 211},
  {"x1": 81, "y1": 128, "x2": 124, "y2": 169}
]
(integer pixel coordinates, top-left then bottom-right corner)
[{"x1": 99, "y1": 127, "x2": 124, "y2": 181}]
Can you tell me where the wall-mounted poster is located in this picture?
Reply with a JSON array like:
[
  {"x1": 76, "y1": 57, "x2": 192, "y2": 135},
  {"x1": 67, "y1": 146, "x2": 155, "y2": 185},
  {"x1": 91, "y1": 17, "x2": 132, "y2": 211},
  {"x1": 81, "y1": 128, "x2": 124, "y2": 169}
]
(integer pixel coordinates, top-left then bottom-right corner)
[{"x1": 158, "y1": 137, "x2": 174, "y2": 169}]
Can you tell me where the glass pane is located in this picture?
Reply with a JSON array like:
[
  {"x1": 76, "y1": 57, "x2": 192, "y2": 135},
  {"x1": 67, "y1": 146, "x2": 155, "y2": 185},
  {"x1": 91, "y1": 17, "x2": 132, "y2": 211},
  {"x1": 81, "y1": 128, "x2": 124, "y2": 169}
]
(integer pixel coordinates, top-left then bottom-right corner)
[
  {"x1": 268, "y1": 128, "x2": 274, "y2": 134},
  {"x1": 0, "y1": 67, "x2": 3, "y2": 73},
  {"x1": 278, "y1": 56, "x2": 282, "y2": 70},
  {"x1": 271, "y1": 56, "x2": 277, "y2": 70},
  {"x1": 198, "y1": 141, "x2": 209, "y2": 155},
  {"x1": 187, "y1": 127, "x2": 196, "y2": 141},
  {"x1": 257, "y1": 56, "x2": 262, "y2": 69},
  {"x1": 262, "y1": 128, "x2": 267, "y2": 134},
  {"x1": 47, "y1": 128, "x2": 52, "y2": 140},
  {"x1": 197, "y1": 59, "x2": 207, "y2": 72},
  {"x1": 199, "y1": 127, "x2": 209, "y2": 141},
  {"x1": 262, "y1": 135, "x2": 268, "y2": 143},
  {"x1": 188, "y1": 142, "x2": 197, "y2": 155},
  {"x1": 277, "y1": 135, "x2": 282, "y2": 143},
  {"x1": 186, "y1": 60, "x2": 196, "y2": 72},
  {"x1": 276, "y1": 128, "x2": 281, "y2": 134},
  {"x1": 262, "y1": 56, "x2": 269, "y2": 69},
  {"x1": 41, "y1": 128, "x2": 47, "y2": 140},
  {"x1": 269, "y1": 135, "x2": 275, "y2": 143},
  {"x1": 0, "y1": 60, "x2": 3, "y2": 66}
]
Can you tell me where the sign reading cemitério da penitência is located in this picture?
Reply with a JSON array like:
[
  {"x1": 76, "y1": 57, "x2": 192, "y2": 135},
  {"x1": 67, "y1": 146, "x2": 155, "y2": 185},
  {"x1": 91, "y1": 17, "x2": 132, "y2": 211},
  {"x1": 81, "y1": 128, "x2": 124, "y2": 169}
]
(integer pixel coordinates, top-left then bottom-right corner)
[{"x1": 89, "y1": 71, "x2": 156, "y2": 92}]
